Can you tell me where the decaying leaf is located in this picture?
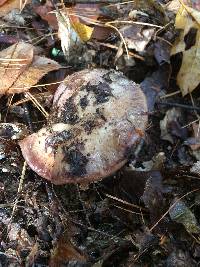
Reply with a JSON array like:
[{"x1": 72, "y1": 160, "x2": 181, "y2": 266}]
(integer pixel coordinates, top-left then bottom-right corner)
[
  {"x1": 160, "y1": 108, "x2": 186, "y2": 143},
  {"x1": 33, "y1": 0, "x2": 58, "y2": 30},
  {"x1": 49, "y1": 235, "x2": 87, "y2": 267},
  {"x1": 190, "y1": 160, "x2": 200, "y2": 175},
  {"x1": 177, "y1": 38, "x2": 200, "y2": 96},
  {"x1": 141, "y1": 64, "x2": 171, "y2": 111},
  {"x1": 0, "y1": 0, "x2": 30, "y2": 16},
  {"x1": 169, "y1": 199, "x2": 200, "y2": 234},
  {"x1": 185, "y1": 122, "x2": 200, "y2": 150},
  {"x1": 120, "y1": 25, "x2": 155, "y2": 52},
  {"x1": 0, "y1": 0, "x2": 8, "y2": 6},
  {"x1": 0, "y1": 42, "x2": 60, "y2": 94},
  {"x1": 171, "y1": 4, "x2": 200, "y2": 95}
]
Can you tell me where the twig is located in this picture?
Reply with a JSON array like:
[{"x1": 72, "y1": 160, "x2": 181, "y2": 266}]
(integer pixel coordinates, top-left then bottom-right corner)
[
  {"x1": 160, "y1": 90, "x2": 181, "y2": 99},
  {"x1": 105, "y1": 193, "x2": 147, "y2": 211},
  {"x1": 91, "y1": 41, "x2": 144, "y2": 61},
  {"x1": 107, "y1": 20, "x2": 163, "y2": 29},
  {"x1": 7, "y1": 161, "x2": 27, "y2": 236},
  {"x1": 113, "y1": 205, "x2": 146, "y2": 216},
  {"x1": 157, "y1": 101, "x2": 200, "y2": 111},
  {"x1": 182, "y1": 118, "x2": 199, "y2": 128},
  {"x1": 25, "y1": 92, "x2": 49, "y2": 118}
]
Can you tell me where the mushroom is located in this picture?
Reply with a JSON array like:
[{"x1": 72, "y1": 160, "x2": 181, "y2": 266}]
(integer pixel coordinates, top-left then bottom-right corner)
[{"x1": 19, "y1": 69, "x2": 148, "y2": 184}]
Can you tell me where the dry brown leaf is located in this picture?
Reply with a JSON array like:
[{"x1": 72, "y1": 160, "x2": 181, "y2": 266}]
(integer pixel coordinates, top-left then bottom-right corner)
[
  {"x1": 0, "y1": 0, "x2": 8, "y2": 6},
  {"x1": 0, "y1": 0, "x2": 30, "y2": 16},
  {"x1": 34, "y1": 0, "x2": 58, "y2": 30},
  {"x1": 0, "y1": 42, "x2": 61, "y2": 95},
  {"x1": 9, "y1": 56, "x2": 61, "y2": 94},
  {"x1": 49, "y1": 235, "x2": 87, "y2": 267},
  {"x1": 0, "y1": 42, "x2": 34, "y2": 94}
]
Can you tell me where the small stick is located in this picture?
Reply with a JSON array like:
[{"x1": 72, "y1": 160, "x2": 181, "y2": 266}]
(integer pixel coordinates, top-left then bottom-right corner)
[{"x1": 157, "y1": 101, "x2": 200, "y2": 112}]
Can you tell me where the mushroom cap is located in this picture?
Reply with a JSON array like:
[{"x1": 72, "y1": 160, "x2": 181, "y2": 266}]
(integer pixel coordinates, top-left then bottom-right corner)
[{"x1": 19, "y1": 69, "x2": 148, "y2": 184}]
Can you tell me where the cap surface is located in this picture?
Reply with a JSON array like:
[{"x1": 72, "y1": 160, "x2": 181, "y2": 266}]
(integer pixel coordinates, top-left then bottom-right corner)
[{"x1": 20, "y1": 69, "x2": 148, "y2": 184}]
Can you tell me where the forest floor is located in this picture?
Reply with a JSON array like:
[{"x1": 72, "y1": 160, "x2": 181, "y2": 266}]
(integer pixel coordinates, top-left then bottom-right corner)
[{"x1": 1, "y1": 0, "x2": 200, "y2": 266}]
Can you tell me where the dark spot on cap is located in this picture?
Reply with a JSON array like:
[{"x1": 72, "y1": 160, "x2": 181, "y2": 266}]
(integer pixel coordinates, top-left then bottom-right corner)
[
  {"x1": 79, "y1": 95, "x2": 89, "y2": 110},
  {"x1": 86, "y1": 82, "x2": 113, "y2": 104},
  {"x1": 62, "y1": 147, "x2": 88, "y2": 177},
  {"x1": 60, "y1": 96, "x2": 79, "y2": 124},
  {"x1": 45, "y1": 130, "x2": 73, "y2": 152},
  {"x1": 102, "y1": 71, "x2": 113, "y2": 83},
  {"x1": 96, "y1": 108, "x2": 107, "y2": 121},
  {"x1": 82, "y1": 119, "x2": 97, "y2": 134}
]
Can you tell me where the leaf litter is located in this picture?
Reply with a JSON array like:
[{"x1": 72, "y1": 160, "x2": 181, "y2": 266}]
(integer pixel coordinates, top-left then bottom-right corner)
[{"x1": 1, "y1": 0, "x2": 200, "y2": 266}]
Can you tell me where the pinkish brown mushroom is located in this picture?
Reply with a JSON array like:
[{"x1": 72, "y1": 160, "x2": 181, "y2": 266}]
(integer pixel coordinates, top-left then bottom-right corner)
[{"x1": 19, "y1": 69, "x2": 148, "y2": 184}]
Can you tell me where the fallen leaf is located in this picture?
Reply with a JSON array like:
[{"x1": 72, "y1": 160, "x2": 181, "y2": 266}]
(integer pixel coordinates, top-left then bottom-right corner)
[
  {"x1": 0, "y1": 0, "x2": 7, "y2": 6},
  {"x1": 120, "y1": 25, "x2": 155, "y2": 52},
  {"x1": 160, "y1": 108, "x2": 184, "y2": 143},
  {"x1": 91, "y1": 25, "x2": 113, "y2": 41},
  {"x1": 171, "y1": 4, "x2": 200, "y2": 95},
  {"x1": 0, "y1": 42, "x2": 60, "y2": 94},
  {"x1": 49, "y1": 234, "x2": 87, "y2": 267},
  {"x1": 166, "y1": 0, "x2": 180, "y2": 13},
  {"x1": 0, "y1": 42, "x2": 34, "y2": 93},
  {"x1": 33, "y1": 1, "x2": 58, "y2": 30},
  {"x1": 154, "y1": 38, "x2": 171, "y2": 65},
  {"x1": 10, "y1": 56, "x2": 61, "y2": 94},
  {"x1": 69, "y1": 3, "x2": 101, "y2": 24},
  {"x1": 69, "y1": 4, "x2": 102, "y2": 42},
  {"x1": 56, "y1": 10, "x2": 76, "y2": 57},
  {"x1": 0, "y1": 0, "x2": 29, "y2": 16},
  {"x1": 169, "y1": 199, "x2": 200, "y2": 234},
  {"x1": 176, "y1": 36, "x2": 200, "y2": 95},
  {"x1": 185, "y1": 122, "x2": 200, "y2": 150},
  {"x1": 57, "y1": 4, "x2": 102, "y2": 56},
  {"x1": 140, "y1": 64, "x2": 171, "y2": 111},
  {"x1": 70, "y1": 20, "x2": 94, "y2": 42},
  {"x1": 190, "y1": 160, "x2": 200, "y2": 175},
  {"x1": 4, "y1": 8, "x2": 25, "y2": 25}
]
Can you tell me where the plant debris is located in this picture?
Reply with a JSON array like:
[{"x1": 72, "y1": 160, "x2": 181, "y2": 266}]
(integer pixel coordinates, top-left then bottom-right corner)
[{"x1": 1, "y1": 1, "x2": 200, "y2": 266}]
